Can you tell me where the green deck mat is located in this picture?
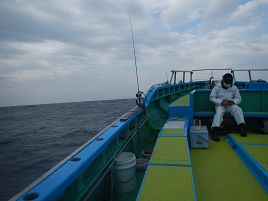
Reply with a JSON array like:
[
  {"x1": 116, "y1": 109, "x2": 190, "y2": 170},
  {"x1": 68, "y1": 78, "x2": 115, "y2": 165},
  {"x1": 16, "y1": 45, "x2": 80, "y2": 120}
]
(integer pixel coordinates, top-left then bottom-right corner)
[
  {"x1": 243, "y1": 145, "x2": 268, "y2": 171},
  {"x1": 138, "y1": 166, "x2": 195, "y2": 201},
  {"x1": 232, "y1": 134, "x2": 268, "y2": 144},
  {"x1": 160, "y1": 128, "x2": 185, "y2": 135},
  {"x1": 170, "y1": 95, "x2": 189, "y2": 106},
  {"x1": 191, "y1": 137, "x2": 268, "y2": 201},
  {"x1": 150, "y1": 137, "x2": 190, "y2": 165}
]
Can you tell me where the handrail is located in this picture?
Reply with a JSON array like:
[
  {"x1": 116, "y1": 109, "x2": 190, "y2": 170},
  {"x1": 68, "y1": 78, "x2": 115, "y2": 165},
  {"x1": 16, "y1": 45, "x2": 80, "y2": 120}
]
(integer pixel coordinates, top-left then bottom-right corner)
[
  {"x1": 170, "y1": 68, "x2": 268, "y2": 84},
  {"x1": 170, "y1": 70, "x2": 193, "y2": 84},
  {"x1": 231, "y1": 69, "x2": 268, "y2": 82},
  {"x1": 192, "y1": 68, "x2": 232, "y2": 71}
]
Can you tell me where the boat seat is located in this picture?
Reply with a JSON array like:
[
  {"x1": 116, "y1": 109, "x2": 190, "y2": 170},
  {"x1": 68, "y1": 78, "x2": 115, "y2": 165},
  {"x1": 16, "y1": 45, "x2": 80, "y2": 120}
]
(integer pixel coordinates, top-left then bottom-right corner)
[
  {"x1": 137, "y1": 166, "x2": 195, "y2": 201},
  {"x1": 192, "y1": 90, "x2": 268, "y2": 118},
  {"x1": 150, "y1": 136, "x2": 191, "y2": 166},
  {"x1": 152, "y1": 120, "x2": 191, "y2": 166},
  {"x1": 137, "y1": 119, "x2": 196, "y2": 201},
  {"x1": 159, "y1": 120, "x2": 187, "y2": 136},
  {"x1": 194, "y1": 111, "x2": 268, "y2": 118}
]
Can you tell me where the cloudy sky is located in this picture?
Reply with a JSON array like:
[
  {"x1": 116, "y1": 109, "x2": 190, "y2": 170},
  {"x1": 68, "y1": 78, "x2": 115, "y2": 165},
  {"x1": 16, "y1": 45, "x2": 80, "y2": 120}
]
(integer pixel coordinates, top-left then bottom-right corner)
[{"x1": 0, "y1": 0, "x2": 268, "y2": 106}]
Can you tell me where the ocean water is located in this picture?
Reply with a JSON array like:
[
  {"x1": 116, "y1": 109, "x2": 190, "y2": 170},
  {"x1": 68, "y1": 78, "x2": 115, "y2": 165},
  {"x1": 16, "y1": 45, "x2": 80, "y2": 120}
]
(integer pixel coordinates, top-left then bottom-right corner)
[{"x1": 0, "y1": 99, "x2": 135, "y2": 200}]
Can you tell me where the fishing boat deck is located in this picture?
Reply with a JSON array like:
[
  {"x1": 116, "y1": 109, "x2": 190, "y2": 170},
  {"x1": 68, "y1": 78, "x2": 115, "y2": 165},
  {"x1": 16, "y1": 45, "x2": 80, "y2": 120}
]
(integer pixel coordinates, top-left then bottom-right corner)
[
  {"x1": 137, "y1": 130, "x2": 268, "y2": 201},
  {"x1": 191, "y1": 135, "x2": 267, "y2": 201},
  {"x1": 232, "y1": 134, "x2": 268, "y2": 172},
  {"x1": 137, "y1": 89, "x2": 268, "y2": 201}
]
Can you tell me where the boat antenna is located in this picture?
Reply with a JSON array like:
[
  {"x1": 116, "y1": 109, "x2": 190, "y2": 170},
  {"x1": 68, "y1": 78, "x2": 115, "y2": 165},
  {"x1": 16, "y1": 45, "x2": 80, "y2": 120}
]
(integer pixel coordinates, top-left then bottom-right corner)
[
  {"x1": 129, "y1": 15, "x2": 144, "y2": 107},
  {"x1": 129, "y1": 15, "x2": 140, "y2": 92}
]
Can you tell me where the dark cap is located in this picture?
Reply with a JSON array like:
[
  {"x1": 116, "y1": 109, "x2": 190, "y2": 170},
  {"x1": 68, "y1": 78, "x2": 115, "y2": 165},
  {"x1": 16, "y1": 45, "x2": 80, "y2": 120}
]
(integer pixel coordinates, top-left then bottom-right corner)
[{"x1": 223, "y1": 73, "x2": 233, "y2": 84}]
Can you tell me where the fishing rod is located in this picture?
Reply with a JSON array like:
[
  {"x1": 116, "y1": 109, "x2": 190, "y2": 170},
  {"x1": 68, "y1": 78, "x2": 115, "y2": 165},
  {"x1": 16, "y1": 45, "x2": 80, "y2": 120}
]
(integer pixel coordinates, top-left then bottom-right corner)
[{"x1": 129, "y1": 15, "x2": 144, "y2": 107}]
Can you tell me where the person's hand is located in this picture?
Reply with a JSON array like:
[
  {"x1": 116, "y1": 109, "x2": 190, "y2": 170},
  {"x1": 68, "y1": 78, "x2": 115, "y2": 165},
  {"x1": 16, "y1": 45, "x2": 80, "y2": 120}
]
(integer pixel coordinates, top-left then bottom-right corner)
[
  {"x1": 221, "y1": 100, "x2": 229, "y2": 107},
  {"x1": 221, "y1": 100, "x2": 235, "y2": 107},
  {"x1": 227, "y1": 100, "x2": 234, "y2": 105}
]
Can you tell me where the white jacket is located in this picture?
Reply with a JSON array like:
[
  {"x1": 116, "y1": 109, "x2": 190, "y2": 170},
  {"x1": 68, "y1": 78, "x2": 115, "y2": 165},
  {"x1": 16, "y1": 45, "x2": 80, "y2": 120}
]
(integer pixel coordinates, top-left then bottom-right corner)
[{"x1": 209, "y1": 83, "x2": 242, "y2": 106}]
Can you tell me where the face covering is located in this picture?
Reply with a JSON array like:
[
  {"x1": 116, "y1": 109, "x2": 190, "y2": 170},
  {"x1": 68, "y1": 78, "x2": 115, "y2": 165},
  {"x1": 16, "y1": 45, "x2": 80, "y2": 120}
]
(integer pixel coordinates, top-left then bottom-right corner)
[{"x1": 223, "y1": 82, "x2": 232, "y2": 88}]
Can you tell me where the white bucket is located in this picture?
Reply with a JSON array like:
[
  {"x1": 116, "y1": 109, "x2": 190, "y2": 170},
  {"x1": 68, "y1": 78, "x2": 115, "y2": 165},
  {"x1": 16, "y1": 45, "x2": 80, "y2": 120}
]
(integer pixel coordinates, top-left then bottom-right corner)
[
  {"x1": 116, "y1": 176, "x2": 136, "y2": 193},
  {"x1": 114, "y1": 152, "x2": 136, "y2": 192}
]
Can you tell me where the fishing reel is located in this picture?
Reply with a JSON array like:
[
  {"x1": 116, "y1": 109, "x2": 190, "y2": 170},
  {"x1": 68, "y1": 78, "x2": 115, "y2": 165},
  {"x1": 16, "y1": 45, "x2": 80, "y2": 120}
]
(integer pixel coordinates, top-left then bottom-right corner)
[{"x1": 136, "y1": 91, "x2": 144, "y2": 107}]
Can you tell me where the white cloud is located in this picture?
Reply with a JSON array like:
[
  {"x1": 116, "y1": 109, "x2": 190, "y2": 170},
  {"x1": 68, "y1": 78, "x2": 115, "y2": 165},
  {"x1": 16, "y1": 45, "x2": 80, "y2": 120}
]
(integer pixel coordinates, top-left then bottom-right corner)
[{"x1": 231, "y1": 1, "x2": 259, "y2": 20}]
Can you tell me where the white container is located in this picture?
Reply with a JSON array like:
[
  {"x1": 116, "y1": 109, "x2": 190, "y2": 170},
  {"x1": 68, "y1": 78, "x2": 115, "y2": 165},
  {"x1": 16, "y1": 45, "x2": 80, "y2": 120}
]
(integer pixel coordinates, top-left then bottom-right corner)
[
  {"x1": 117, "y1": 176, "x2": 136, "y2": 193},
  {"x1": 114, "y1": 152, "x2": 136, "y2": 192},
  {"x1": 190, "y1": 126, "x2": 209, "y2": 148}
]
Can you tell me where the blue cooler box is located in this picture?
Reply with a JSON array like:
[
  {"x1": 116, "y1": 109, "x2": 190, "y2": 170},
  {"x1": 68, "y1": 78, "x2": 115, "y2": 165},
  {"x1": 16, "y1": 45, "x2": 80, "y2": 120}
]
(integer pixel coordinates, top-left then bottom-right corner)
[{"x1": 190, "y1": 126, "x2": 209, "y2": 148}]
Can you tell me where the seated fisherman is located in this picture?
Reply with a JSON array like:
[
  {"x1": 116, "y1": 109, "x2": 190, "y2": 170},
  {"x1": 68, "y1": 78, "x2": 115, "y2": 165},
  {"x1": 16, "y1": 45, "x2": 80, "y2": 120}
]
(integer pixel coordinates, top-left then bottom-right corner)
[{"x1": 209, "y1": 73, "x2": 247, "y2": 141}]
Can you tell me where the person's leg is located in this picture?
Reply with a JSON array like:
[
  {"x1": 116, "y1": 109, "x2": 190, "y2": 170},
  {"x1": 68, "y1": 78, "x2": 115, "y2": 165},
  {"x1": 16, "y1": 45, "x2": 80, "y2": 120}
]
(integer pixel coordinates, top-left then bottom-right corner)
[
  {"x1": 212, "y1": 106, "x2": 225, "y2": 127},
  {"x1": 229, "y1": 105, "x2": 247, "y2": 137},
  {"x1": 211, "y1": 106, "x2": 226, "y2": 141}
]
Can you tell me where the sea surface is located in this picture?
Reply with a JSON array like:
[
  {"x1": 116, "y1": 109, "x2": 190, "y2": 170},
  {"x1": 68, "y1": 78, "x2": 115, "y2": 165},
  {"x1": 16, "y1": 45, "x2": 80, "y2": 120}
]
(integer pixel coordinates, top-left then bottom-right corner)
[{"x1": 0, "y1": 99, "x2": 135, "y2": 200}]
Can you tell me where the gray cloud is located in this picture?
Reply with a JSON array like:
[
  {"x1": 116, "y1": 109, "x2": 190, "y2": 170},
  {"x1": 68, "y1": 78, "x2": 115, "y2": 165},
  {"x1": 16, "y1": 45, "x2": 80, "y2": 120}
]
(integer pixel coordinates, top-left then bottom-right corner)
[{"x1": 0, "y1": 0, "x2": 268, "y2": 106}]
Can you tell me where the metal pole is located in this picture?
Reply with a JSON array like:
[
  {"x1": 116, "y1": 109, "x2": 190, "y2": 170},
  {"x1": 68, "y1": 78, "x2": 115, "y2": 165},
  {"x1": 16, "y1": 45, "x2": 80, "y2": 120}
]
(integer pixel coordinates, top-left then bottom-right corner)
[
  {"x1": 174, "y1": 72, "x2": 177, "y2": 84},
  {"x1": 190, "y1": 72, "x2": 193, "y2": 82},
  {"x1": 170, "y1": 72, "x2": 174, "y2": 84},
  {"x1": 231, "y1": 70, "x2": 235, "y2": 81},
  {"x1": 248, "y1": 70, "x2": 252, "y2": 82},
  {"x1": 183, "y1": 72, "x2": 185, "y2": 83}
]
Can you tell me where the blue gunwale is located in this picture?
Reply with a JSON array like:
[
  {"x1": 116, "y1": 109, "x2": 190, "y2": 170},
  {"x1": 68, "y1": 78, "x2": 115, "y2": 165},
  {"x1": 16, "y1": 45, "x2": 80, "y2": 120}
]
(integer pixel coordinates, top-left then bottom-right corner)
[
  {"x1": 144, "y1": 81, "x2": 207, "y2": 108},
  {"x1": 14, "y1": 108, "x2": 144, "y2": 201}
]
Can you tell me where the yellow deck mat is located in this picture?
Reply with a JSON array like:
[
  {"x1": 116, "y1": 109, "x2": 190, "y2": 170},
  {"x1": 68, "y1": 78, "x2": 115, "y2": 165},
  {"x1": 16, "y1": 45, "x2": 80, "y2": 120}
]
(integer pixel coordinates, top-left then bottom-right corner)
[
  {"x1": 191, "y1": 137, "x2": 268, "y2": 201},
  {"x1": 232, "y1": 134, "x2": 268, "y2": 144},
  {"x1": 138, "y1": 166, "x2": 195, "y2": 201},
  {"x1": 243, "y1": 145, "x2": 268, "y2": 171},
  {"x1": 150, "y1": 137, "x2": 190, "y2": 165},
  {"x1": 170, "y1": 95, "x2": 190, "y2": 106}
]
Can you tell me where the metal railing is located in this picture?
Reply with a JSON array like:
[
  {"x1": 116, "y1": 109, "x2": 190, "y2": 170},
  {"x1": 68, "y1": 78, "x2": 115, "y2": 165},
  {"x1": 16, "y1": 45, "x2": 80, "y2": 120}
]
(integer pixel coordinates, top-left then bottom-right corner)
[
  {"x1": 169, "y1": 68, "x2": 268, "y2": 84},
  {"x1": 170, "y1": 70, "x2": 193, "y2": 84},
  {"x1": 231, "y1": 69, "x2": 268, "y2": 82}
]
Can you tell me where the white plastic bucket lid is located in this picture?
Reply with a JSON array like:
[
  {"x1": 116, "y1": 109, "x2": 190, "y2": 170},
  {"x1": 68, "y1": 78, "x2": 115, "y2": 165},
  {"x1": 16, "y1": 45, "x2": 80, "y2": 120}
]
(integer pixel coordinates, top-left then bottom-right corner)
[
  {"x1": 115, "y1": 152, "x2": 136, "y2": 163},
  {"x1": 115, "y1": 152, "x2": 136, "y2": 170}
]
